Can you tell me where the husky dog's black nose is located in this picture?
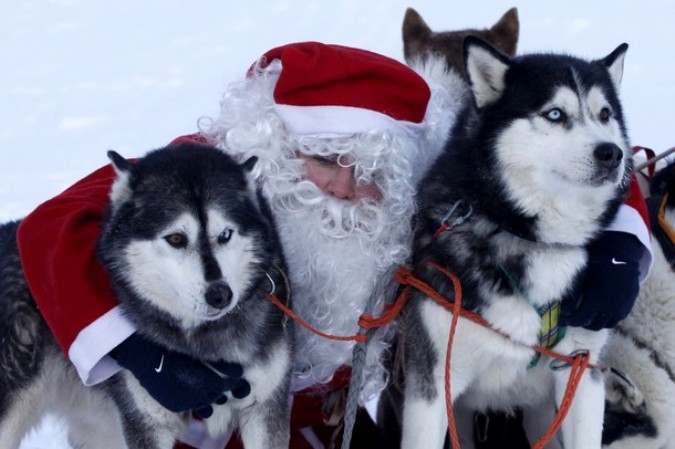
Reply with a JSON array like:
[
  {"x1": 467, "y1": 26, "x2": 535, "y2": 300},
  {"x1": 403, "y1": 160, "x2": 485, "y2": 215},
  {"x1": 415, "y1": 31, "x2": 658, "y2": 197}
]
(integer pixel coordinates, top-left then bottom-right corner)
[
  {"x1": 205, "y1": 282, "x2": 233, "y2": 309},
  {"x1": 593, "y1": 143, "x2": 623, "y2": 170}
]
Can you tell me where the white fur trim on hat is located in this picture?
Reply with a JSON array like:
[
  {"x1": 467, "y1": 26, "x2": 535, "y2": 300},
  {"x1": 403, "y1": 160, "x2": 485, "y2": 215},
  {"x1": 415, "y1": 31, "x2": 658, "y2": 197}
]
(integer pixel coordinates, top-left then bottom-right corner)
[{"x1": 274, "y1": 104, "x2": 427, "y2": 138}]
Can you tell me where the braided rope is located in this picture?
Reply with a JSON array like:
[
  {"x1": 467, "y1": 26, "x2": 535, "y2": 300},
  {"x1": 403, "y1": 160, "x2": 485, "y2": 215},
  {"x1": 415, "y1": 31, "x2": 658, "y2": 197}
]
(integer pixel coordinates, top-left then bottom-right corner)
[{"x1": 341, "y1": 266, "x2": 399, "y2": 449}]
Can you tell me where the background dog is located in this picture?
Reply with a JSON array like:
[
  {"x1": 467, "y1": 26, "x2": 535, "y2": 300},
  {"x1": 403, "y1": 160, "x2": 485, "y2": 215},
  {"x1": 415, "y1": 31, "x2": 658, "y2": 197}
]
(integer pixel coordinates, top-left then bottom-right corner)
[
  {"x1": 601, "y1": 160, "x2": 675, "y2": 448},
  {"x1": 0, "y1": 143, "x2": 292, "y2": 448},
  {"x1": 400, "y1": 37, "x2": 632, "y2": 449},
  {"x1": 402, "y1": 6, "x2": 519, "y2": 80}
]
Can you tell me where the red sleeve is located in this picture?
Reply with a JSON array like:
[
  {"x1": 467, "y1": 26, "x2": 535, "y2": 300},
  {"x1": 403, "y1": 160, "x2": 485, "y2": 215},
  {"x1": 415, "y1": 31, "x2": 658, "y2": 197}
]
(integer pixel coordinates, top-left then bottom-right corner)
[
  {"x1": 16, "y1": 164, "x2": 119, "y2": 354},
  {"x1": 625, "y1": 174, "x2": 650, "y2": 230}
]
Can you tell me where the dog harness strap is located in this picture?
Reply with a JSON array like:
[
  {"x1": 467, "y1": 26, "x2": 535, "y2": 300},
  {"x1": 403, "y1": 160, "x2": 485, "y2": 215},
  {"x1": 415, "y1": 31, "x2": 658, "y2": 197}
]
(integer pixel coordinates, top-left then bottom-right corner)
[
  {"x1": 648, "y1": 194, "x2": 675, "y2": 270},
  {"x1": 432, "y1": 200, "x2": 473, "y2": 239}
]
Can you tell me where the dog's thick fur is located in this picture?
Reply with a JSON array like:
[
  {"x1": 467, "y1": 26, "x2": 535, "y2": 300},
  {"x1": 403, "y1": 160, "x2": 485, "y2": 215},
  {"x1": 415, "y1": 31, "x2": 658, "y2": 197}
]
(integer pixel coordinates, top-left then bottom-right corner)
[
  {"x1": 0, "y1": 143, "x2": 293, "y2": 448},
  {"x1": 601, "y1": 160, "x2": 675, "y2": 449},
  {"x1": 400, "y1": 38, "x2": 632, "y2": 449},
  {"x1": 402, "y1": 6, "x2": 519, "y2": 79}
]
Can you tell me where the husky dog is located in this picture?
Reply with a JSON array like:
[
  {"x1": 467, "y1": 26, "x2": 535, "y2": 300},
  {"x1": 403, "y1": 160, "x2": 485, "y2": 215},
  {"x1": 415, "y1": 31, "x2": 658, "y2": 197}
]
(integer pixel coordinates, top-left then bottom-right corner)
[
  {"x1": 0, "y1": 143, "x2": 292, "y2": 448},
  {"x1": 601, "y1": 160, "x2": 675, "y2": 449},
  {"x1": 375, "y1": 13, "x2": 521, "y2": 446},
  {"x1": 402, "y1": 6, "x2": 519, "y2": 79},
  {"x1": 400, "y1": 37, "x2": 632, "y2": 449}
]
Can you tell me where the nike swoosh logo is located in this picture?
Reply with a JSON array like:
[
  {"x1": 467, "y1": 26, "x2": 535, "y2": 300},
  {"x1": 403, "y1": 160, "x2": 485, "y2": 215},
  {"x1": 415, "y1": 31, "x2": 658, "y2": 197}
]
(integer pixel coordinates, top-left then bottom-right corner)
[
  {"x1": 612, "y1": 258, "x2": 627, "y2": 265},
  {"x1": 155, "y1": 355, "x2": 165, "y2": 373}
]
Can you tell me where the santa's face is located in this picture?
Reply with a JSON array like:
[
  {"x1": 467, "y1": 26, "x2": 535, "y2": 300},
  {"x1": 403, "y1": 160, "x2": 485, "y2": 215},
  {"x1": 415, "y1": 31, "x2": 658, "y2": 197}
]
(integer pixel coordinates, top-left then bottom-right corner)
[{"x1": 298, "y1": 153, "x2": 382, "y2": 201}]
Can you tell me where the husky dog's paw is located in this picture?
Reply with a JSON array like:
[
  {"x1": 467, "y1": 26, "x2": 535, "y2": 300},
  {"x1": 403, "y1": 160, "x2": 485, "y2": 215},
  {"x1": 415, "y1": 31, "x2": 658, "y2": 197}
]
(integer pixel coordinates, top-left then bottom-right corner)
[{"x1": 604, "y1": 366, "x2": 646, "y2": 413}]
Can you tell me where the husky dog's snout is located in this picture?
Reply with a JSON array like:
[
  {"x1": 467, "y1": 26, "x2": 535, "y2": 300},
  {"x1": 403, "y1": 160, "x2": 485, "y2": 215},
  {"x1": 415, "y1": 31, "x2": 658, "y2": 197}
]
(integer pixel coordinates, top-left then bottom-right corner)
[
  {"x1": 205, "y1": 281, "x2": 233, "y2": 309},
  {"x1": 593, "y1": 142, "x2": 623, "y2": 171}
]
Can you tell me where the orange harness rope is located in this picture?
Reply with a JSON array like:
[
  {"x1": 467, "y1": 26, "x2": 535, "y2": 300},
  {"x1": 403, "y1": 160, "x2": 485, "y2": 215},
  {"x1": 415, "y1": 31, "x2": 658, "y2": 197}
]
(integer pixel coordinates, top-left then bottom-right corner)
[
  {"x1": 393, "y1": 263, "x2": 594, "y2": 449},
  {"x1": 268, "y1": 262, "x2": 594, "y2": 448},
  {"x1": 267, "y1": 207, "x2": 597, "y2": 449}
]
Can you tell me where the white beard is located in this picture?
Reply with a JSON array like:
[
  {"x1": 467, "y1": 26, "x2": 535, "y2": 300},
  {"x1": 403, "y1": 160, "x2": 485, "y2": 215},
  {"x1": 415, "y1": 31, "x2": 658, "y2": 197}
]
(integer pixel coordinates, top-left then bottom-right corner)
[{"x1": 269, "y1": 180, "x2": 410, "y2": 397}]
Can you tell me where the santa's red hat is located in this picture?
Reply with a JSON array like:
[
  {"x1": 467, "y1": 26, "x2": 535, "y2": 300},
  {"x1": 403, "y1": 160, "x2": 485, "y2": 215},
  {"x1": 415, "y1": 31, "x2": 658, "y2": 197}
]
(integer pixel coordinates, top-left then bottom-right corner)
[{"x1": 255, "y1": 41, "x2": 431, "y2": 137}]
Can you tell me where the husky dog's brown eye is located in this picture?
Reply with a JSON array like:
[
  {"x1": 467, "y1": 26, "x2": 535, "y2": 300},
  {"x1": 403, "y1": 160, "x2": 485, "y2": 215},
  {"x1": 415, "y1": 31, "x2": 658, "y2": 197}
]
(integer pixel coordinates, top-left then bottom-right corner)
[
  {"x1": 218, "y1": 228, "x2": 233, "y2": 244},
  {"x1": 164, "y1": 233, "x2": 188, "y2": 248},
  {"x1": 543, "y1": 108, "x2": 566, "y2": 123},
  {"x1": 599, "y1": 107, "x2": 612, "y2": 123}
]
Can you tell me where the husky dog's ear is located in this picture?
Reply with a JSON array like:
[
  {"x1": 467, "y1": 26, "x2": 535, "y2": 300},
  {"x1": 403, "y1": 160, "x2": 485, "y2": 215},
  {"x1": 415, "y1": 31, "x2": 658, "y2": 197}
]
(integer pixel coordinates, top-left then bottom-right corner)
[
  {"x1": 241, "y1": 156, "x2": 258, "y2": 174},
  {"x1": 464, "y1": 36, "x2": 511, "y2": 108},
  {"x1": 240, "y1": 155, "x2": 259, "y2": 191},
  {"x1": 601, "y1": 43, "x2": 628, "y2": 91},
  {"x1": 107, "y1": 150, "x2": 135, "y2": 207},
  {"x1": 603, "y1": 367, "x2": 646, "y2": 414},
  {"x1": 489, "y1": 7, "x2": 520, "y2": 57},
  {"x1": 402, "y1": 7, "x2": 432, "y2": 64}
]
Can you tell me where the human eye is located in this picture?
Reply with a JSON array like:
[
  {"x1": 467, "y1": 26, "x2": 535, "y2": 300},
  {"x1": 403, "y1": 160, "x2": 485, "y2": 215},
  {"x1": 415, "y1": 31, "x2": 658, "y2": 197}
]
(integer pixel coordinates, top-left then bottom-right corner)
[{"x1": 311, "y1": 154, "x2": 338, "y2": 166}]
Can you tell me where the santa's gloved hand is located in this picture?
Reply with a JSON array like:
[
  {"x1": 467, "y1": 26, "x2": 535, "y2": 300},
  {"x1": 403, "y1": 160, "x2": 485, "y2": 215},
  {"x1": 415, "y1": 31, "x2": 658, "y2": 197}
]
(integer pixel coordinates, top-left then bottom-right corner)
[
  {"x1": 111, "y1": 333, "x2": 249, "y2": 418},
  {"x1": 560, "y1": 231, "x2": 643, "y2": 331}
]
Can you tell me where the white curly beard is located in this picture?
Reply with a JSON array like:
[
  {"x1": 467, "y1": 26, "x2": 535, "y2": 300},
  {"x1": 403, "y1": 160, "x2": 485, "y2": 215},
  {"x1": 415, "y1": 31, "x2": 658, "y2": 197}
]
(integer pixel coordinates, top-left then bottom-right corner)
[{"x1": 268, "y1": 177, "x2": 410, "y2": 400}]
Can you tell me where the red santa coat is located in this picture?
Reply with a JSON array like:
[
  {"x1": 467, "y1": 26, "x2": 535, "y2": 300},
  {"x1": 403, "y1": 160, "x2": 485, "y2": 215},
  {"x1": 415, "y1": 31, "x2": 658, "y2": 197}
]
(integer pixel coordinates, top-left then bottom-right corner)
[{"x1": 15, "y1": 137, "x2": 653, "y2": 448}]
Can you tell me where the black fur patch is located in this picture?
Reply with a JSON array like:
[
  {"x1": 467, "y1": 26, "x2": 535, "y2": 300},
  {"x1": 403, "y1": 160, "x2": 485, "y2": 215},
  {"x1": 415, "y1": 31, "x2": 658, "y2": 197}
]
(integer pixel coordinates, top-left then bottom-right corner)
[{"x1": 602, "y1": 401, "x2": 658, "y2": 445}]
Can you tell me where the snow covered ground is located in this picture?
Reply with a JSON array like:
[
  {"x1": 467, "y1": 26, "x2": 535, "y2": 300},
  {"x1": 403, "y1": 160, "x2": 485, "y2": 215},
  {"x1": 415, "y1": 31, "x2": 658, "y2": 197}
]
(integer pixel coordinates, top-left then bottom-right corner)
[{"x1": 4, "y1": 0, "x2": 675, "y2": 447}]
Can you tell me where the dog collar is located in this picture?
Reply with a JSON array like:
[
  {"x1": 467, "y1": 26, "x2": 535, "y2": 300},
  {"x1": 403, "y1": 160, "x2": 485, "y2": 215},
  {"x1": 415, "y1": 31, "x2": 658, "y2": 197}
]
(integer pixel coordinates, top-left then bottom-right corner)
[
  {"x1": 498, "y1": 263, "x2": 566, "y2": 367},
  {"x1": 528, "y1": 301, "x2": 567, "y2": 368}
]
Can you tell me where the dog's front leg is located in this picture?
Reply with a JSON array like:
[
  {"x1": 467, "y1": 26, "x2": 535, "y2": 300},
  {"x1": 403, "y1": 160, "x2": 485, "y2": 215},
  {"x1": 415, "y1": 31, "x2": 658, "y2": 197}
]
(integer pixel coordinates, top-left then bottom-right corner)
[
  {"x1": 554, "y1": 364, "x2": 605, "y2": 448},
  {"x1": 237, "y1": 402, "x2": 290, "y2": 449},
  {"x1": 401, "y1": 386, "x2": 449, "y2": 449},
  {"x1": 401, "y1": 302, "x2": 474, "y2": 449}
]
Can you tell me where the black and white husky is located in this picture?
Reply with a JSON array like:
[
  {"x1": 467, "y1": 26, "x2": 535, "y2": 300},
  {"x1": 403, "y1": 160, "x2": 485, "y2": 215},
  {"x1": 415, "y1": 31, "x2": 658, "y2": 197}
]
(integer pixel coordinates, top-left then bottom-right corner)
[
  {"x1": 0, "y1": 143, "x2": 293, "y2": 448},
  {"x1": 400, "y1": 37, "x2": 632, "y2": 449},
  {"x1": 601, "y1": 160, "x2": 675, "y2": 449}
]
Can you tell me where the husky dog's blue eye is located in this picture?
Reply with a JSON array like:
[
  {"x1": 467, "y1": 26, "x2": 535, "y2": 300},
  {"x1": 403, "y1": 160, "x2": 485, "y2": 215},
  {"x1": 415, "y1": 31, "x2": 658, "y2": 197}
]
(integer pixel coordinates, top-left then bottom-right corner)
[
  {"x1": 599, "y1": 107, "x2": 612, "y2": 123},
  {"x1": 164, "y1": 233, "x2": 188, "y2": 249},
  {"x1": 544, "y1": 108, "x2": 566, "y2": 123},
  {"x1": 218, "y1": 228, "x2": 233, "y2": 244}
]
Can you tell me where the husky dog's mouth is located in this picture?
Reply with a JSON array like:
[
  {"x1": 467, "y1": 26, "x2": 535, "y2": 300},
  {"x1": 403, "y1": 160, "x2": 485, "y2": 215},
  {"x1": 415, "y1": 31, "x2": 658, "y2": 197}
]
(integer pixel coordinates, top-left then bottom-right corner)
[
  {"x1": 589, "y1": 167, "x2": 621, "y2": 186},
  {"x1": 194, "y1": 305, "x2": 231, "y2": 322},
  {"x1": 552, "y1": 168, "x2": 620, "y2": 188}
]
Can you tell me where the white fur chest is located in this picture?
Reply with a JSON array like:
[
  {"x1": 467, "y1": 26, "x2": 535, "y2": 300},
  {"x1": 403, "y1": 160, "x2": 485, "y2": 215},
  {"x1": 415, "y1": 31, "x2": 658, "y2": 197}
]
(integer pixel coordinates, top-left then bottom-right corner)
[
  {"x1": 521, "y1": 245, "x2": 587, "y2": 307},
  {"x1": 489, "y1": 232, "x2": 587, "y2": 308}
]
